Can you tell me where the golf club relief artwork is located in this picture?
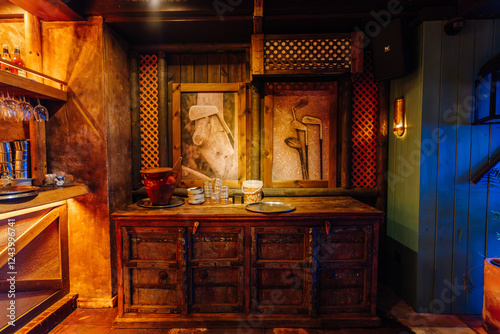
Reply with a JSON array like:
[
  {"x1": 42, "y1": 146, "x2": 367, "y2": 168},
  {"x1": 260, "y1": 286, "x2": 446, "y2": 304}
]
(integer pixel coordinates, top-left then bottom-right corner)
[
  {"x1": 172, "y1": 83, "x2": 247, "y2": 188},
  {"x1": 265, "y1": 82, "x2": 336, "y2": 187}
]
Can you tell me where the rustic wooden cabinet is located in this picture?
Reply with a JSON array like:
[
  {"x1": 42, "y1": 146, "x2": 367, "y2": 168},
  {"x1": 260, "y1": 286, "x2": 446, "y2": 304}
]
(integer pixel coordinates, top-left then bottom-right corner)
[{"x1": 112, "y1": 196, "x2": 383, "y2": 329}]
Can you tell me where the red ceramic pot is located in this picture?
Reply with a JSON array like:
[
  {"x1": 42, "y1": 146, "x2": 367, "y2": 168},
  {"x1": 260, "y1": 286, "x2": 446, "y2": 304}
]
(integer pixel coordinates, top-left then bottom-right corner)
[
  {"x1": 141, "y1": 167, "x2": 179, "y2": 205},
  {"x1": 484, "y1": 258, "x2": 500, "y2": 333}
]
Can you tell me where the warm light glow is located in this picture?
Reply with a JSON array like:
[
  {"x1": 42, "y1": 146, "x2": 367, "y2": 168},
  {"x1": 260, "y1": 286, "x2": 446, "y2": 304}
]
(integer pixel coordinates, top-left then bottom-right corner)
[{"x1": 393, "y1": 97, "x2": 405, "y2": 137}]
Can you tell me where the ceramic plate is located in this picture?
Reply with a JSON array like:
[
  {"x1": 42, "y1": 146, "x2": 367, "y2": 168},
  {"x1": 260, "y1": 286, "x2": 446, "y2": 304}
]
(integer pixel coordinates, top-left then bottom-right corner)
[
  {"x1": 245, "y1": 201, "x2": 296, "y2": 213},
  {"x1": 0, "y1": 186, "x2": 38, "y2": 195},
  {"x1": 137, "y1": 196, "x2": 185, "y2": 209}
]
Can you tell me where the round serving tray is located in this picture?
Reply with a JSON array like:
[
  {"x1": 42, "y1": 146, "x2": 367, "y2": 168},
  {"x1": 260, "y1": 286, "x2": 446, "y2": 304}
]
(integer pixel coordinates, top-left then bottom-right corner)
[
  {"x1": 137, "y1": 196, "x2": 185, "y2": 209},
  {"x1": 0, "y1": 191, "x2": 38, "y2": 201},
  {"x1": 0, "y1": 186, "x2": 38, "y2": 195},
  {"x1": 245, "y1": 201, "x2": 296, "y2": 213}
]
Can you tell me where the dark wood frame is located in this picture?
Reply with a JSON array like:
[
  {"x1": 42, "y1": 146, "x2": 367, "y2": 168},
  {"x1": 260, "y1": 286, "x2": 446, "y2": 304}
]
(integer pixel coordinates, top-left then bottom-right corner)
[
  {"x1": 263, "y1": 81, "x2": 338, "y2": 188},
  {"x1": 172, "y1": 82, "x2": 248, "y2": 188}
]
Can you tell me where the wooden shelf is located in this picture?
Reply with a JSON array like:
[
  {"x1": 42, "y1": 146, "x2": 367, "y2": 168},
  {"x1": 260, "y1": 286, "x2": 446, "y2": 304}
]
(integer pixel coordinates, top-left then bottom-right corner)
[
  {"x1": 0, "y1": 185, "x2": 89, "y2": 215},
  {"x1": 0, "y1": 69, "x2": 67, "y2": 102}
]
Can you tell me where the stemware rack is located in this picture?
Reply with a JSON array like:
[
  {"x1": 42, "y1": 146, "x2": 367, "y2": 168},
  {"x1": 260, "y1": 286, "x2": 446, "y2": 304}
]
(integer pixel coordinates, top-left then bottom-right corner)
[{"x1": 0, "y1": 58, "x2": 68, "y2": 186}]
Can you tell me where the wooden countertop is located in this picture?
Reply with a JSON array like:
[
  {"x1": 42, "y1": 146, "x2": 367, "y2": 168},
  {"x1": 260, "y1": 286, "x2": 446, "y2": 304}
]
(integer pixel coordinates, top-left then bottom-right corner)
[
  {"x1": 0, "y1": 185, "x2": 89, "y2": 215},
  {"x1": 112, "y1": 196, "x2": 384, "y2": 221}
]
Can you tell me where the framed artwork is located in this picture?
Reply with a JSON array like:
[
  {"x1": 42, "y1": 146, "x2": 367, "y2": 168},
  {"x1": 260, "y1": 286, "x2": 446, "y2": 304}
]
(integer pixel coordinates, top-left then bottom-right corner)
[
  {"x1": 263, "y1": 82, "x2": 337, "y2": 188},
  {"x1": 172, "y1": 83, "x2": 247, "y2": 188}
]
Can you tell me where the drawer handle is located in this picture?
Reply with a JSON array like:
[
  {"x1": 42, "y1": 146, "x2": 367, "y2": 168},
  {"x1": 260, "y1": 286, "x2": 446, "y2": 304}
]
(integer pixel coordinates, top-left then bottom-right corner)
[
  {"x1": 199, "y1": 270, "x2": 209, "y2": 280},
  {"x1": 193, "y1": 221, "x2": 200, "y2": 235},
  {"x1": 285, "y1": 271, "x2": 294, "y2": 280},
  {"x1": 158, "y1": 271, "x2": 169, "y2": 286},
  {"x1": 325, "y1": 221, "x2": 331, "y2": 235}
]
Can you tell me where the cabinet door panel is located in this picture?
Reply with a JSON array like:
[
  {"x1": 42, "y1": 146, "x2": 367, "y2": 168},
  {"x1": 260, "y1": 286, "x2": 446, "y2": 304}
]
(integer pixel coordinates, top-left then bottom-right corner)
[
  {"x1": 189, "y1": 267, "x2": 244, "y2": 313},
  {"x1": 317, "y1": 267, "x2": 370, "y2": 313},
  {"x1": 257, "y1": 268, "x2": 306, "y2": 306},
  {"x1": 127, "y1": 268, "x2": 181, "y2": 314},
  {"x1": 317, "y1": 225, "x2": 372, "y2": 263}
]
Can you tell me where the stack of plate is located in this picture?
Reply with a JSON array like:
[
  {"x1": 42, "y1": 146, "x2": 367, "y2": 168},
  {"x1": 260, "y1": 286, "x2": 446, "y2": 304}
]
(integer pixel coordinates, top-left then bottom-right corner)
[
  {"x1": 187, "y1": 187, "x2": 204, "y2": 205},
  {"x1": 0, "y1": 186, "x2": 38, "y2": 201}
]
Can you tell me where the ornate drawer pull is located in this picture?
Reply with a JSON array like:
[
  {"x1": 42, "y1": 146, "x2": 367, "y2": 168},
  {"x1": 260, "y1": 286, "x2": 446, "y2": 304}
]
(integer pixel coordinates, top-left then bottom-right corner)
[{"x1": 158, "y1": 271, "x2": 169, "y2": 285}]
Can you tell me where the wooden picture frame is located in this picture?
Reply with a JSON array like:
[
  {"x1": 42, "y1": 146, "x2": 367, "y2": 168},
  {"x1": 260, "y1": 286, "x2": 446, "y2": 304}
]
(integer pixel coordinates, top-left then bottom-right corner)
[
  {"x1": 172, "y1": 83, "x2": 247, "y2": 188},
  {"x1": 263, "y1": 82, "x2": 337, "y2": 188}
]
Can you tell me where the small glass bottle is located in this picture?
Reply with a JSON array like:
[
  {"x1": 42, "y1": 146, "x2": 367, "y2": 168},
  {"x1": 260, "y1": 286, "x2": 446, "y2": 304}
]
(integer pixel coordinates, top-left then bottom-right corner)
[
  {"x1": 12, "y1": 45, "x2": 26, "y2": 78},
  {"x1": 1, "y1": 45, "x2": 11, "y2": 73}
]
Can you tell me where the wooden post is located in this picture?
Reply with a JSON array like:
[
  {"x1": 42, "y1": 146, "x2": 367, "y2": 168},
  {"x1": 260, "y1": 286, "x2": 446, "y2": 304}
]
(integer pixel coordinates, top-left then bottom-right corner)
[
  {"x1": 130, "y1": 51, "x2": 142, "y2": 189},
  {"x1": 158, "y1": 51, "x2": 168, "y2": 167},
  {"x1": 251, "y1": 34, "x2": 264, "y2": 76},
  {"x1": 25, "y1": 12, "x2": 46, "y2": 185},
  {"x1": 339, "y1": 76, "x2": 352, "y2": 189},
  {"x1": 251, "y1": 81, "x2": 261, "y2": 180},
  {"x1": 253, "y1": 0, "x2": 263, "y2": 34},
  {"x1": 351, "y1": 31, "x2": 364, "y2": 74}
]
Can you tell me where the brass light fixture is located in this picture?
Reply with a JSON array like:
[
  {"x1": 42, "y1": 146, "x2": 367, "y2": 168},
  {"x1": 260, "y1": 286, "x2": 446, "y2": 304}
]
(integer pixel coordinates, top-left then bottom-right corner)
[{"x1": 393, "y1": 96, "x2": 405, "y2": 137}]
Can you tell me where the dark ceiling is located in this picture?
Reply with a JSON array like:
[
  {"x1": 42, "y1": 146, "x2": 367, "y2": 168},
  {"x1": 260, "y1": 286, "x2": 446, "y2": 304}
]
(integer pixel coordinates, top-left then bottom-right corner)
[{"x1": 57, "y1": 0, "x2": 500, "y2": 47}]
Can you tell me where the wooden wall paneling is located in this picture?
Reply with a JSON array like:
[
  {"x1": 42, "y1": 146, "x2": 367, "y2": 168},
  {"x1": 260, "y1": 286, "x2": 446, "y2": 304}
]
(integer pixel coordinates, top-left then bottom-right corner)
[
  {"x1": 376, "y1": 81, "x2": 389, "y2": 213},
  {"x1": 171, "y1": 83, "x2": 181, "y2": 165},
  {"x1": 416, "y1": 21, "x2": 442, "y2": 312},
  {"x1": 238, "y1": 82, "x2": 248, "y2": 185},
  {"x1": 207, "y1": 53, "x2": 221, "y2": 83},
  {"x1": 262, "y1": 83, "x2": 273, "y2": 187},
  {"x1": 180, "y1": 54, "x2": 194, "y2": 83},
  {"x1": 451, "y1": 20, "x2": 475, "y2": 314},
  {"x1": 486, "y1": 20, "x2": 500, "y2": 266},
  {"x1": 229, "y1": 53, "x2": 243, "y2": 82},
  {"x1": 130, "y1": 51, "x2": 141, "y2": 189},
  {"x1": 194, "y1": 53, "x2": 208, "y2": 83},
  {"x1": 24, "y1": 12, "x2": 42, "y2": 81},
  {"x1": 220, "y1": 53, "x2": 229, "y2": 83},
  {"x1": 466, "y1": 19, "x2": 494, "y2": 314},
  {"x1": 434, "y1": 23, "x2": 460, "y2": 314},
  {"x1": 158, "y1": 51, "x2": 168, "y2": 167},
  {"x1": 167, "y1": 54, "x2": 180, "y2": 166}
]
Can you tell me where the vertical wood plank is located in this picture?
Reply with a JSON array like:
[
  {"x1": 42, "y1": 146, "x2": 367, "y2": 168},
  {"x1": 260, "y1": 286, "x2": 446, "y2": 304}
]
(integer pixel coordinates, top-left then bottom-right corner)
[
  {"x1": 228, "y1": 52, "x2": 242, "y2": 83},
  {"x1": 220, "y1": 53, "x2": 229, "y2": 83},
  {"x1": 251, "y1": 34, "x2": 264, "y2": 75},
  {"x1": 339, "y1": 77, "x2": 351, "y2": 188},
  {"x1": 417, "y1": 21, "x2": 442, "y2": 312},
  {"x1": 194, "y1": 53, "x2": 208, "y2": 83},
  {"x1": 486, "y1": 19, "x2": 500, "y2": 266},
  {"x1": 24, "y1": 12, "x2": 42, "y2": 82},
  {"x1": 467, "y1": 19, "x2": 494, "y2": 314},
  {"x1": 434, "y1": 23, "x2": 460, "y2": 314},
  {"x1": 251, "y1": 82, "x2": 261, "y2": 180},
  {"x1": 451, "y1": 20, "x2": 475, "y2": 314},
  {"x1": 172, "y1": 83, "x2": 182, "y2": 167},
  {"x1": 167, "y1": 54, "x2": 181, "y2": 166},
  {"x1": 158, "y1": 51, "x2": 168, "y2": 167},
  {"x1": 130, "y1": 51, "x2": 141, "y2": 189},
  {"x1": 263, "y1": 83, "x2": 273, "y2": 187},
  {"x1": 238, "y1": 82, "x2": 247, "y2": 186},
  {"x1": 330, "y1": 82, "x2": 339, "y2": 188},
  {"x1": 180, "y1": 54, "x2": 194, "y2": 83},
  {"x1": 207, "y1": 53, "x2": 221, "y2": 83}
]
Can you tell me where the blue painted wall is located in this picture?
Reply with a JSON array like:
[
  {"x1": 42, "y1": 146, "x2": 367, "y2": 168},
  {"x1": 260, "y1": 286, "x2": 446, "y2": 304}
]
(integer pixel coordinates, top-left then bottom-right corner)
[{"x1": 387, "y1": 19, "x2": 500, "y2": 314}]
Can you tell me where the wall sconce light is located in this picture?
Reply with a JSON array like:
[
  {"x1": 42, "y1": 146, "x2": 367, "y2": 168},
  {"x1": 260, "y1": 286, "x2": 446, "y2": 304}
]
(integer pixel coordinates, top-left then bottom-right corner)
[{"x1": 393, "y1": 96, "x2": 405, "y2": 137}]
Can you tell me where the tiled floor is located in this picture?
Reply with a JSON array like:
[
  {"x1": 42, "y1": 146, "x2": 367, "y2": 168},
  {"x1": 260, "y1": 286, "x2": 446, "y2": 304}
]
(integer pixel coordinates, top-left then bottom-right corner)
[{"x1": 48, "y1": 286, "x2": 487, "y2": 334}]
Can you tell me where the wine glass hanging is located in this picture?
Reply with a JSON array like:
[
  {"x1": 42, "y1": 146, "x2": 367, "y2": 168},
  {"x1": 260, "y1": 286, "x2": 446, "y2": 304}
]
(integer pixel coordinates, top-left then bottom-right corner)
[{"x1": 0, "y1": 93, "x2": 48, "y2": 122}]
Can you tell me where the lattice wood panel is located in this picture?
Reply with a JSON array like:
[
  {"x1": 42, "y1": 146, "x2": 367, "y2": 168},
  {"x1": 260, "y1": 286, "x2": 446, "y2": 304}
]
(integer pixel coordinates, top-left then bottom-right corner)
[
  {"x1": 352, "y1": 52, "x2": 378, "y2": 188},
  {"x1": 139, "y1": 54, "x2": 159, "y2": 169},
  {"x1": 264, "y1": 37, "x2": 351, "y2": 72}
]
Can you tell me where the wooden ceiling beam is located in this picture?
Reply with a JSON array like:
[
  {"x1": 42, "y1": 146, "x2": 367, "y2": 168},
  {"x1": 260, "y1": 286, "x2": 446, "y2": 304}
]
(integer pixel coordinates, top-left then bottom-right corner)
[
  {"x1": 104, "y1": 15, "x2": 252, "y2": 23},
  {"x1": 8, "y1": 0, "x2": 83, "y2": 21}
]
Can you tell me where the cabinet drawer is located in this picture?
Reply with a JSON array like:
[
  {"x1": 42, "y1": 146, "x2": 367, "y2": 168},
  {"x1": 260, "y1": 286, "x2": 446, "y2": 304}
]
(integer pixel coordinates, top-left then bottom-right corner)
[
  {"x1": 126, "y1": 268, "x2": 182, "y2": 314},
  {"x1": 125, "y1": 227, "x2": 183, "y2": 262},
  {"x1": 189, "y1": 267, "x2": 244, "y2": 313},
  {"x1": 253, "y1": 227, "x2": 307, "y2": 261},
  {"x1": 253, "y1": 268, "x2": 309, "y2": 314},
  {"x1": 317, "y1": 267, "x2": 369, "y2": 313},
  {"x1": 317, "y1": 226, "x2": 372, "y2": 263},
  {"x1": 189, "y1": 227, "x2": 243, "y2": 262}
]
